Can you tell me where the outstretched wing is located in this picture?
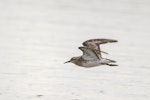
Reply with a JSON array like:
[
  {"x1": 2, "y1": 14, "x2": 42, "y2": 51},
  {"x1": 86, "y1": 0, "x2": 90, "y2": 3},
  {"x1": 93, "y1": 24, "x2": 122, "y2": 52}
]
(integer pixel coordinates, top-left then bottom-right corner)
[
  {"x1": 82, "y1": 39, "x2": 118, "y2": 59},
  {"x1": 78, "y1": 47, "x2": 99, "y2": 60}
]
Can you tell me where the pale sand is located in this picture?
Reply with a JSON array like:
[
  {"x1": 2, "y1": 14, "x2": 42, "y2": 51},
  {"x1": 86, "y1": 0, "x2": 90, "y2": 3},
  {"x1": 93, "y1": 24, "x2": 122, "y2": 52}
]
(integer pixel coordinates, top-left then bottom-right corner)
[{"x1": 0, "y1": 0, "x2": 150, "y2": 100}]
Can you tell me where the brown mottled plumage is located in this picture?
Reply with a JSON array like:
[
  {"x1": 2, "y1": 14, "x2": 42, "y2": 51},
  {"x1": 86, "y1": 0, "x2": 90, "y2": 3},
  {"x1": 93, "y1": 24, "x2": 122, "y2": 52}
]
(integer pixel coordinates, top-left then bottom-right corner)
[{"x1": 65, "y1": 39, "x2": 118, "y2": 67}]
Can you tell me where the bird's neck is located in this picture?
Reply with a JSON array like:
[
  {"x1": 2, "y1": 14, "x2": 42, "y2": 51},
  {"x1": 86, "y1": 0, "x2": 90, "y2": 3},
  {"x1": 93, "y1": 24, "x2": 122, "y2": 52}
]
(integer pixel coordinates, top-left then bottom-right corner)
[{"x1": 74, "y1": 56, "x2": 85, "y2": 66}]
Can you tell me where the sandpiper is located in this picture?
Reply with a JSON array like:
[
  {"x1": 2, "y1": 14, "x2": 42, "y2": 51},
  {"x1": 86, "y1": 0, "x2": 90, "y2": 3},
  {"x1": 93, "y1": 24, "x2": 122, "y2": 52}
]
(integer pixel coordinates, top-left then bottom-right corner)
[{"x1": 65, "y1": 39, "x2": 118, "y2": 68}]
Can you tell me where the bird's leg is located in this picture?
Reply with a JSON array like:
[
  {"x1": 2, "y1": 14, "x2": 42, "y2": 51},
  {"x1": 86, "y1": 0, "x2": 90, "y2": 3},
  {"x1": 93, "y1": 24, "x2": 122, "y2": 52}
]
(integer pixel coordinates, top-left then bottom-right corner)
[{"x1": 106, "y1": 63, "x2": 118, "y2": 66}]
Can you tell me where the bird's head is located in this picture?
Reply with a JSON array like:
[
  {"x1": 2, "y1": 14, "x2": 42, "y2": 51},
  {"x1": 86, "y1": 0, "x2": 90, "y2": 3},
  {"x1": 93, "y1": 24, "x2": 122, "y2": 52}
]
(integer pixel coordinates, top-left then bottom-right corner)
[{"x1": 64, "y1": 57, "x2": 79, "y2": 64}]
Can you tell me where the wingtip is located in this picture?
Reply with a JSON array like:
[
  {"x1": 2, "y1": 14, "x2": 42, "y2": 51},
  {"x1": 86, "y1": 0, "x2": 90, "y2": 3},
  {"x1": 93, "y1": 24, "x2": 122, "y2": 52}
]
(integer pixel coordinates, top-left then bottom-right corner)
[
  {"x1": 108, "y1": 39, "x2": 118, "y2": 43},
  {"x1": 113, "y1": 40, "x2": 118, "y2": 42}
]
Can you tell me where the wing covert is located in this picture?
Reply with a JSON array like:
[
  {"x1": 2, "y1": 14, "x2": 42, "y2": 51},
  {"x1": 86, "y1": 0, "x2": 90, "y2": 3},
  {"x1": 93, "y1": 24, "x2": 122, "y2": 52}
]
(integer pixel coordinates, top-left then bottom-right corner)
[{"x1": 78, "y1": 47, "x2": 100, "y2": 60}]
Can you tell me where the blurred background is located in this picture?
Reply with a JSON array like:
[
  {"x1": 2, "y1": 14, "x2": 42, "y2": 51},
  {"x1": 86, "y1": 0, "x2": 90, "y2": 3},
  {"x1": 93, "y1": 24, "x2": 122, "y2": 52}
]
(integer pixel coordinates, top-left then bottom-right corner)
[{"x1": 0, "y1": 0, "x2": 150, "y2": 100}]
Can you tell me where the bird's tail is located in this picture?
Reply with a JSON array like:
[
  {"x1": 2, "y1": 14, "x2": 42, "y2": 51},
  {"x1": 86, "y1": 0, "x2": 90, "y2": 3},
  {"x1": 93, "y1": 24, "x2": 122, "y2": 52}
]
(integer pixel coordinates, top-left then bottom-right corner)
[{"x1": 105, "y1": 58, "x2": 118, "y2": 66}]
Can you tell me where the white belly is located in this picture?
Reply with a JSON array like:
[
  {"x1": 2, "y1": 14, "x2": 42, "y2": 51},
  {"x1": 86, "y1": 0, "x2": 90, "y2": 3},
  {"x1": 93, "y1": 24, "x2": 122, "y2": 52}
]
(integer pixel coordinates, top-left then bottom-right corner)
[
  {"x1": 78, "y1": 58, "x2": 112, "y2": 68},
  {"x1": 81, "y1": 59, "x2": 102, "y2": 67}
]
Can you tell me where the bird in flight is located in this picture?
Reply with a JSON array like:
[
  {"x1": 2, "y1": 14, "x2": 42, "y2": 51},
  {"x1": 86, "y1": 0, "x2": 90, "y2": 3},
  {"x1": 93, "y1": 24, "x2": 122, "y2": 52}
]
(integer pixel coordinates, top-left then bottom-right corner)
[{"x1": 65, "y1": 39, "x2": 118, "y2": 68}]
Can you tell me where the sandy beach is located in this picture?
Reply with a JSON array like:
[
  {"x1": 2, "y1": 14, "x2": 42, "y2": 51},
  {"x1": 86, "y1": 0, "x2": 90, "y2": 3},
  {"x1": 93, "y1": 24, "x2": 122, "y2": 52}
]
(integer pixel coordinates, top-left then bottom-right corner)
[{"x1": 0, "y1": 0, "x2": 150, "y2": 100}]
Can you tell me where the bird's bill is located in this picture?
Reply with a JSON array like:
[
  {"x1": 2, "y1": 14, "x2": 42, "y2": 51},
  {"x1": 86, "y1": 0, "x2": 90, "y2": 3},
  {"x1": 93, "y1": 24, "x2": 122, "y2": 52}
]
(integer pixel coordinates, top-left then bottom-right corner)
[{"x1": 64, "y1": 60, "x2": 71, "y2": 64}]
